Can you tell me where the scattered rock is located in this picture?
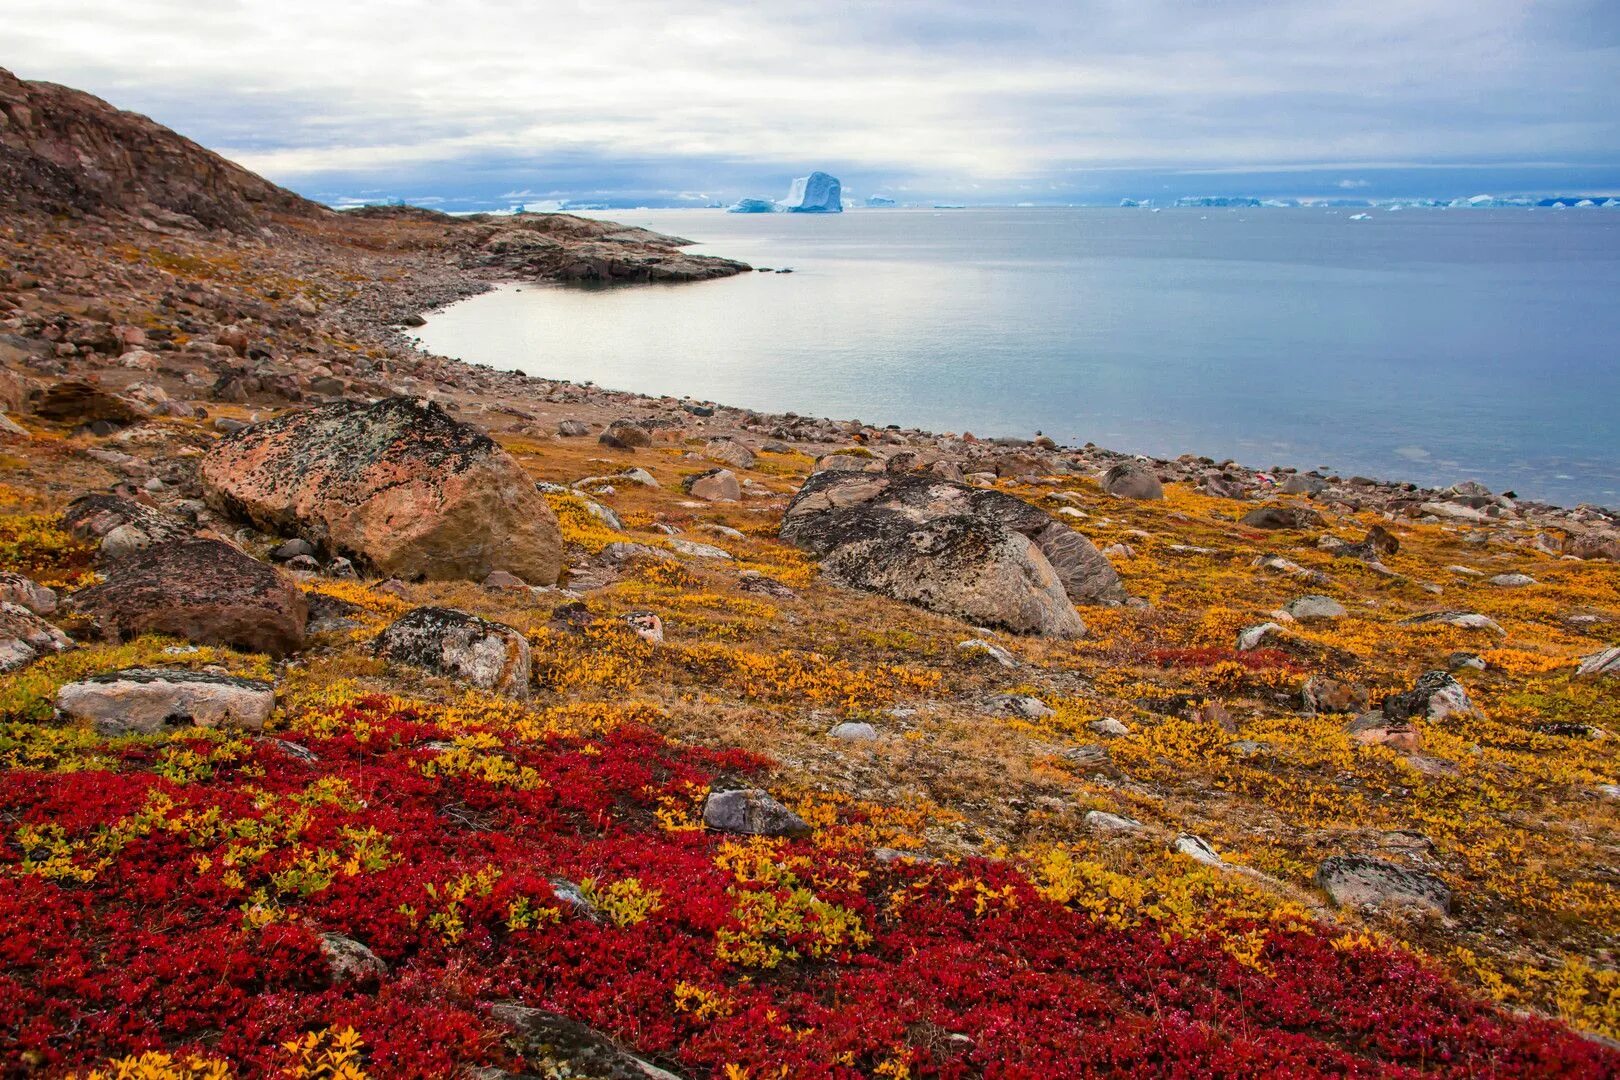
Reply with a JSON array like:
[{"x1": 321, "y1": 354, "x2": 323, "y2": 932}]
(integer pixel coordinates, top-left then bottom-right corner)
[
  {"x1": 1084, "y1": 811, "x2": 1143, "y2": 833},
  {"x1": 958, "y1": 638, "x2": 1017, "y2": 667},
  {"x1": 703, "y1": 438, "x2": 756, "y2": 470},
  {"x1": 55, "y1": 668, "x2": 275, "y2": 734},
  {"x1": 374, "y1": 607, "x2": 531, "y2": 698},
  {"x1": 199, "y1": 397, "x2": 563, "y2": 584},
  {"x1": 984, "y1": 694, "x2": 1053, "y2": 720},
  {"x1": 60, "y1": 493, "x2": 192, "y2": 552},
  {"x1": 32, "y1": 379, "x2": 147, "y2": 426},
  {"x1": 67, "y1": 539, "x2": 306, "y2": 656},
  {"x1": 1576, "y1": 646, "x2": 1620, "y2": 678},
  {"x1": 1089, "y1": 717, "x2": 1130, "y2": 738},
  {"x1": 1382, "y1": 670, "x2": 1475, "y2": 722},
  {"x1": 557, "y1": 419, "x2": 591, "y2": 437},
  {"x1": 487, "y1": 1004, "x2": 682, "y2": 1080},
  {"x1": 1315, "y1": 854, "x2": 1450, "y2": 915},
  {"x1": 624, "y1": 610, "x2": 663, "y2": 645},
  {"x1": 600, "y1": 419, "x2": 652, "y2": 449},
  {"x1": 1399, "y1": 610, "x2": 1506, "y2": 637},
  {"x1": 702, "y1": 788, "x2": 811, "y2": 837},
  {"x1": 829, "y1": 721, "x2": 878, "y2": 741},
  {"x1": 1489, "y1": 573, "x2": 1536, "y2": 588},
  {"x1": 1302, "y1": 676, "x2": 1369, "y2": 716},
  {"x1": 1346, "y1": 711, "x2": 1422, "y2": 751},
  {"x1": 1171, "y1": 834, "x2": 1222, "y2": 866}
]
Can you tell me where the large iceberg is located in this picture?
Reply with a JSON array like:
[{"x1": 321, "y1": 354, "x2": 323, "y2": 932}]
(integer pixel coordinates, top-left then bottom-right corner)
[
  {"x1": 782, "y1": 171, "x2": 843, "y2": 213},
  {"x1": 727, "y1": 198, "x2": 775, "y2": 214}
]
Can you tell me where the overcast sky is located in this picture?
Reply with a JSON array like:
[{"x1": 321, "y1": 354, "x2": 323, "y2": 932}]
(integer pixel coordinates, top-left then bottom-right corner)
[{"x1": 8, "y1": 0, "x2": 1620, "y2": 208}]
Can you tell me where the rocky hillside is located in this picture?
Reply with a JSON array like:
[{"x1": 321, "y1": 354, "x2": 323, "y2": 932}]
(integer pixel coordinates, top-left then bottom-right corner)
[{"x1": 0, "y1": 71, "x2": 1616, "y2": 1077}]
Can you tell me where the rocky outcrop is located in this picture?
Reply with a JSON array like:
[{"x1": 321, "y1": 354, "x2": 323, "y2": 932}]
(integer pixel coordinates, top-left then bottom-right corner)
[
  {"x1": 780, "y1": 471, "x2": 1125, "y2": 637},
  {"x1": 0, "y1": 66, "x2": 323, "y2": 230},
  {"x1": 374, "y1": 607, "x2": 531, "y2": 698},
  {"x1": 465, "y1": 213, "x2": 750, "y2": 285},
  {"x1": 199, "y1": 397, "x2": 563, "y2": 584},
  {"x1": 55, "y1": 668, "x2": 276, "y2": 734},
  {"x1": 66, "y1": 539, "x2": 307, "y2": 656}
]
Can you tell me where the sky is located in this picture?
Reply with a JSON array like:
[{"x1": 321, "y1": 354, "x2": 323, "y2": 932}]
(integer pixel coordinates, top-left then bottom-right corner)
[{"x1": 7, "y1": 0, "x2": 1620, "y2": 209}]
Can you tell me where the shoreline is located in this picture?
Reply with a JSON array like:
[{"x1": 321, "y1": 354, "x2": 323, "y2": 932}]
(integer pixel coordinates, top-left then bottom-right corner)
[{"x1": 388, "y1": 274, "x2": 1620, "y2": 529}]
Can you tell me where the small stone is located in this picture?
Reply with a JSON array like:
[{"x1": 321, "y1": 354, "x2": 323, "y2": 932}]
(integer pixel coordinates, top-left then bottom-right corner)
[
  {"x1": 984, "y1": 694, "x2": 1053, "y2": 719},
  {"x1": 1284, "y1": 595, "x2": 1347, "y2": 621},
  {"x1": 829, "y1": 721, "x2": 878, "y2": 741},
  {"x1": 1171, "y1": 834, "x2": 1222, "y2": 866},
  {"x1": 271, "y1": 538, "x2": 316, "y2": 561},
  {"x1": 668, "y1": 537, "x2": 731, "y2": 560},
  {"x1": 0, "y1": 601, "x2": 73, "y2": 672},
  {"x1": 1089, "y1": 717, "x2": 1130, "y2": 738},
  {"x1": 1575, "y1": 646, "x2": 1620, "y2": 678},
  {"x1": 483, "y1": 570, "x2": 529, "y2": 590},
  {"x1": 0, "y1": 571, "x2": 57, "y2": 615},
  {"x1": 624, "y1": 610, "x2": 664, "y2": 645},
  {"x1": 1488, "y1": 573, "x2": 1536, "y2": 588},
  {"x1": 958, "y1": 638, "x2": 1017, "y2": 667},
  {"x1": 685, "y1": 468, "x2": 740, "y2": 502},
  {"x1": 319, "y1": 933, "x2": 387, "y2": 986},
  {"x1": 557, "y1": 419, "x2": 591, "y2": 437}
]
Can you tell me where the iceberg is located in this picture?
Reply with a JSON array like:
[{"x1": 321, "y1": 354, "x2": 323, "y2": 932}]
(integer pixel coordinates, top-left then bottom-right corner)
[
  {"x1": 782, "y1": 171, "x2": 843, "y2": 213},
  {"x1": 728, "y1": 198, "x2": 776, "y2": 214},
  {"x1": 865, "y1": 194, "x2": 897, "y2": 207}
]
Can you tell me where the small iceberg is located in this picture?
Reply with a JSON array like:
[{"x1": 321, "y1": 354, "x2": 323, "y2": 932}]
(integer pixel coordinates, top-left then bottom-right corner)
[
  {"x1": 728, "y1": 198, "x2": 776, "y2": 214},
  {"x1": 1349, "y1": 213, "x2": 1371, "y2": 220},
  {"x1": 864, "y1": 194, "x2": 897, "y2": 208}
]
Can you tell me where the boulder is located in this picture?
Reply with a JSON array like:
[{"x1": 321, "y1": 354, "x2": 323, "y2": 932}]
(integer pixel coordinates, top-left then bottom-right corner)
[
  {"x1": 1100, "y1": 461, "x2": 1163, "y2": 500},
  {"x1": 31, "y1": 380, "x2": 147, "y2": 426},
  {"x1": 1315, "y1": 855, "x2": 1450, "y2": 914},
  {"x1": 1241, "y1": 505, "x2": 1324, "y2": 531},
  {"x1": 684, "y1": 468, "x2": 740, "y2": 502},
  {"x1": 198, "y1": 397, "x2": 562, "y2": 584},
  {"x1": 557, "y1": 419, "x2": 591, "y2": 437},
  {"x1": 0, "y1": 571, "x2": 57, "y2": 615},
  {"x1": 55, "y1": 668, "x2": 275, "y2": 734},
  {"x1": 1399, "y1": 610, "x2": 1505, "y2": 637},
  {"x1": 702, "y1": 788, "x2": 811, "y2": 837},
  {"x1": 780, "y1": 471, "x2": 1125, "y2": 638},
  {"x1": 600, "y1": 419, "x2": 652, "y2": 449},
  {"x1": 703, "y1": 438, "x2": 756, "y2": 470},
  {"x1": 1285, "y1": 595, "x2": 1347, "y2": 621},
  {"x1": 374, "y1": 606, "x2": 531, "y2": 698},
  {"x1": 1382, "y1": 670, "x2": 1475, "y2": 722},
  {"x1": 67, "y1": 539, "x2": 306, "y2": 656},
  {"x1": 1346, "y1": 711, "x2": 1421, "y2": 751},
  {"x1": 60, "y1": 493, "x2": 193, "y2": 554},
  {"x1": 319, "y1": 933, "x2": 387, "y2": 986},
  {"x1": 487, "y1": 1005, "x2": 681, "y2": 1080},
  {"x1": 1565, "y1": 531, "x2": 1620, "y2": 561},
  {"x1": 0, "y1": 601, "x2": 73, "y2": 672}
]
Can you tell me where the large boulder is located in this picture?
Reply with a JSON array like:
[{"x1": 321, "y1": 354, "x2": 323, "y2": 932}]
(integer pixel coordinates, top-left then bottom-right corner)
[
  {"x1": 781, "y1": 471, "x2": 1125, "y2": 637},
  {"x1": 198, "y1": 397, "x2": 562, "y2": 584},
  {"x1": 374, "y1": 606, "x2": 531, "y2": 698},
  {"x1": 56, "y1": 668, "x2": 276, "y2": 734},
  {"x1": 66, "y1": 539, "x2": 306, "y2": 656}
]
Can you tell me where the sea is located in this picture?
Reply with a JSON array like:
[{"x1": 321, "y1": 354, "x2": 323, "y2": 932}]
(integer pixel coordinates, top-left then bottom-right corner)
[{"x1": 416, "y1": 207, "x2": 1620, "y2": 508}]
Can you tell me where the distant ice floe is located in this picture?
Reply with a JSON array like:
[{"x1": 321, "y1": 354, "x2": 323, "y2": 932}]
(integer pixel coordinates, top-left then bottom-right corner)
[{"x1": 865, "y1": 194, "x2": 897, "y2": 208}]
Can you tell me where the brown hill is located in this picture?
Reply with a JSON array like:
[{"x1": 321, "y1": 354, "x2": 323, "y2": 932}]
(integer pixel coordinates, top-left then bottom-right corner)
[{"x1": 0, "y1": 66, "x2": 325, "y2": 231}]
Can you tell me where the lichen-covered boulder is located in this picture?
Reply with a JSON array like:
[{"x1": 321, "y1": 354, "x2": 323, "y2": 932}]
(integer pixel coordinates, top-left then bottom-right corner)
[
  {"x1": 1241, "y1": 505, "x2": 1324, "y2": 531},
  {"x1": 55, "y1": 668, "x2": 275, "y2": 734},
  {"x1": 198, "y1": 397, "x2": 562, "y2": 584},
  {"x1": 67, "y1": 539, "x2": 306, "y2": 656},
  {"x1": 1577, "y1": 646, "x2": 1619, "y2": 678},
  {"x1": 1382, "y1": 670, "x2": 1475, "y2": 722},
  {"x1": 0, "y1": 571, "x2": 57, "y2": 615},
  {"x1": 374, "y1": 606, "x2": 531, "y2": 698},
  {"x1": 780, "y1": 471, "x2": 1124, "y2": 637},
  {"x1": 60, "y1": 493, "x2": 193, "y2": 556}
]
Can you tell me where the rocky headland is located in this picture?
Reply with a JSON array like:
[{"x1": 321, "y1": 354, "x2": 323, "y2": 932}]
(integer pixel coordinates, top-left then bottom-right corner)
[{"x1": 1, "y1": 65, "x2": 1618, "y2": 1077}]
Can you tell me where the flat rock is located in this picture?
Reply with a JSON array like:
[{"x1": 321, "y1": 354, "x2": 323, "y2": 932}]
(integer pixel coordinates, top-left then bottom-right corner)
[
  {"x1": 1285, "y1": 594, "x2": 1347, "y2": 621},
  {"x1": 56, "y1": 667, "x2": 275, "y2": 734},
  {"x1": 199, "y1": 397, "x2": 562, "y2": 584},
  {"x1": 684, "y1": 468, "x2": 740, "y2": 502},
  {"x1": 1315, "y1": 854, "x2": 1451, "y2": 914},
  {"x1": 1084, "y1": 810, "x2": 1144, "y2": 833},
  {"x1": 1241, "y1": 505, "x2": 1324, "y2": 531},
  {"x1": 1577, "y1": 646, "x2": 1620, "y2": 678},
  {"x1": 374, "y1": 606, "x2": 531, "y2": 698},
  {"x1": 1399, "y1": 610, "x2": 1506, "y2": 637},
  {"x1": 67, "y1": 539, "x2": 306, "y2": 656}
]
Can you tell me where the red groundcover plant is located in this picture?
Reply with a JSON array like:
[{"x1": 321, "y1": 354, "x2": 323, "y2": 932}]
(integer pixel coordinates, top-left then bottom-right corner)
[{"x1": 2, "y1": 695, "x2": 1614, "y2": 1078}]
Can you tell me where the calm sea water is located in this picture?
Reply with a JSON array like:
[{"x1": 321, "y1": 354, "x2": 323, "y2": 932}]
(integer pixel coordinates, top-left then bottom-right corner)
[{"x1": 418, "y1": 207, "x2": 1620, "y2": 508}]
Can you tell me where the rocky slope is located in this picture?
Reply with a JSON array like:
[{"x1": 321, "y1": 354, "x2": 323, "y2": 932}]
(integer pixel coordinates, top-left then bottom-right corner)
[{"x1": 0, "y1": 70, "x2": 1616, "y2": 1077}]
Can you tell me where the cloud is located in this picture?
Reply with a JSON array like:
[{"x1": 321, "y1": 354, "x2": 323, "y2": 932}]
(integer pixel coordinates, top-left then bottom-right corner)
[{"x1": 4, "y1": 0, "x2": 1617, "y2": 205}]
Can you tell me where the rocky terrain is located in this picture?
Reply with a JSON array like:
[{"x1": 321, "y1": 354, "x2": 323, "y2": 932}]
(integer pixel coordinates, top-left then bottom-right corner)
[{"x1": 0, "y1": 67, "x2": 1617, "y2": 1077}]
